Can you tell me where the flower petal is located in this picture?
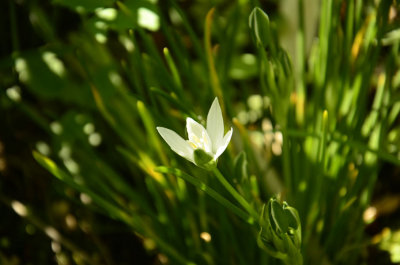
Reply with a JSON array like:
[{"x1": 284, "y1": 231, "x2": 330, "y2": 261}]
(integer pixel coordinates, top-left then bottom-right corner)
[
  {"x1": 214, "y1": 127, "x2": 233, "y2": 160},
  {"x1": 207, "y1": 97, "x2": 224, "y2": 153},
  {"x1": 186, "y1": 118, "x2": 212, "y2": 153},
  {"x1": 157, "y1": 127, "x2": 194, "y2": 162},
  {"x1": 186, "y1": 118, "x2": 205, "y2": 140}
]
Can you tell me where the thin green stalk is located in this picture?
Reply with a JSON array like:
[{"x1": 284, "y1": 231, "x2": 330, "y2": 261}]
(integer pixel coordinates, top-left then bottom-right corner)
[
  {"x1": 168, "y1": 0, "x2": 205, "y2": 62},
  {"x1": 317, "y1": 0, "x2": 333, "y2": 89},
  {"x1": 205, "y1": 8, "x2": 225, "y2": 113},
  {"x1": 137, "y1": 100, "x2": 169, "y2": 165},
  {"x1": 156, "y1": 167, "x2": 254, "y2": 225},
  {"x1": 296, "y1": 0, "x2": 306, "y2": 126},
  {"x1": 127, "y1": 30, "x2": 146, "y2": 97},
  {"x1": 163, "y1": 47, "x2": 183, "y2": 94},
  {"x1": 211, "y1": 167, "x2": 258, "y2": 220},
  {"x1": 277, "y1": 128, "x2": 400, "y2": 166},
  {"x1": 281, "y1": 127, "x2": 292, "y2": 197},
  {"x1": 318, "y1": 110, "x2": 329, "y2": 169}
]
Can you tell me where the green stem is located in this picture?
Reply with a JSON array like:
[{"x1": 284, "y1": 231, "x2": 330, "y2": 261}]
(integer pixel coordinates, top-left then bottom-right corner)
[
  {"x1": 281, "y1": 127, "x2": 292, "y2": 197},
  {"x1": 212, "y1": 167, "x2": 258, "y2": 220},
  {"x1": 296, "y1": 0, "x2": 306, "y2": 126},
  {"x1": 156, "y1": 166, "x2": 254, "y2": 224}
]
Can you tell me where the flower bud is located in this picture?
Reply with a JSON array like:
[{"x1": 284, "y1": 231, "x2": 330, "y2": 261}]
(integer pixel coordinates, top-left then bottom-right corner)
[
  {"x1": 258, "y1": 198, "x2": 302, "y2": 265},
  {"x1": 249, "y1": 7, "x2": 271, "y2": 48}
]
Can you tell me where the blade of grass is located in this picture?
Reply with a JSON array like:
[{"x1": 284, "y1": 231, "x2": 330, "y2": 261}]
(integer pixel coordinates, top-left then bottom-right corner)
[
  {"x1": 156, "y1": 166, "x2": 255, "y2": 225},
  {"x1": 205, "y1": 8, "x2": 225, "y2": 113}
]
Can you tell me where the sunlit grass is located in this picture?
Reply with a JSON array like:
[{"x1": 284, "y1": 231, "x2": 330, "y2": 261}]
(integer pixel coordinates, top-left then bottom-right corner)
[{"x1": 1, "y1": 0, "x2": 400, "y2": 264}]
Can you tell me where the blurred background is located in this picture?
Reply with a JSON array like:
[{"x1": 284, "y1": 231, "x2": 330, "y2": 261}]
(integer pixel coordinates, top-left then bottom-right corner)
[{"x1": 1, "y1": 0, "x2": 400, "y2": 264}]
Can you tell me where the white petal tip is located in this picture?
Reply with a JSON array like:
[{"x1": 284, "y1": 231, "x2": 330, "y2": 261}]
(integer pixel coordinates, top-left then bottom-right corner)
[
  {"x1": 214, "y1": 127, "x2": 233, "y2": 159},
  {"x1": 186, "y1": 117, "x2": 196, "y2": 124},
  {"x1": 156, "y1": 127, "x2": 168, "y2": 134}
]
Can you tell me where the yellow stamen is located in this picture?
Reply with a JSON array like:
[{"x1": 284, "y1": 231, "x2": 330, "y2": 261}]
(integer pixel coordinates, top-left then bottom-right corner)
[{"x1": 189, "y1": 142, "x2": 197, "y2": 149}]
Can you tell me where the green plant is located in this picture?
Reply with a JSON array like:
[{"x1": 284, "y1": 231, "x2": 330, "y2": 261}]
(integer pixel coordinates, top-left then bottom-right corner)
[{"x1": 1, "y1": 0, "x2": 400, "y2": 264}]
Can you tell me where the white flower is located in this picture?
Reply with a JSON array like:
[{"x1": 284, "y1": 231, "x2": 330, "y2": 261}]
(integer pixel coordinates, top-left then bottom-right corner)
[{"x1": 157, "y1": 98, "x2": 233, "y2": 167}]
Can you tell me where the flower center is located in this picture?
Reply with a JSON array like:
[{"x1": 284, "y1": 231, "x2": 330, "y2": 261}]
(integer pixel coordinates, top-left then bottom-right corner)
[{"x1": 188, "y1": 131, "x2": 211, "y2": 153}]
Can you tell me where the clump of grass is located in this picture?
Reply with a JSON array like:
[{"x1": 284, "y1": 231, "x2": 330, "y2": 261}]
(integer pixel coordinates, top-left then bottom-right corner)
[{"x1": 1, "y1": 0, "x2": 399, "y2": 264}]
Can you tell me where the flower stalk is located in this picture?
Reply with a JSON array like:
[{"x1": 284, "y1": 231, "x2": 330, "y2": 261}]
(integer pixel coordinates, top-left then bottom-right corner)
[{"x1": 212, "y1": 167, "x2": 258, "y2": 221}]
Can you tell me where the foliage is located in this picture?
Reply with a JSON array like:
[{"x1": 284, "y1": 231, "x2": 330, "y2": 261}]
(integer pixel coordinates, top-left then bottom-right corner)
[{"x1": 1, "y1": 0, "x2": 400, "y2": 264}]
